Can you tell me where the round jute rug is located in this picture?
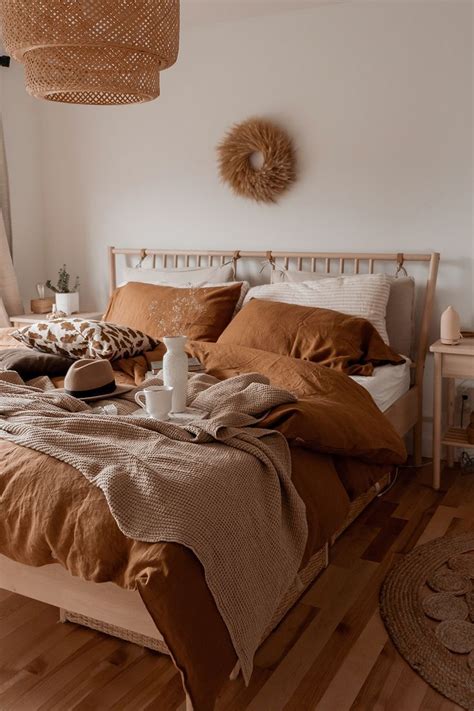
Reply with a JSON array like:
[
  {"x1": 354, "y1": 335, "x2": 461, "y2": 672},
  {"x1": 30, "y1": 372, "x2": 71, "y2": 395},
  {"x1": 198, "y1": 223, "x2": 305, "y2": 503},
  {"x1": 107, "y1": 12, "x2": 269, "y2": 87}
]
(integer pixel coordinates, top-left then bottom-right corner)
[{"x1": 380, "y1": 533, "x2": 474, "y2": 710}]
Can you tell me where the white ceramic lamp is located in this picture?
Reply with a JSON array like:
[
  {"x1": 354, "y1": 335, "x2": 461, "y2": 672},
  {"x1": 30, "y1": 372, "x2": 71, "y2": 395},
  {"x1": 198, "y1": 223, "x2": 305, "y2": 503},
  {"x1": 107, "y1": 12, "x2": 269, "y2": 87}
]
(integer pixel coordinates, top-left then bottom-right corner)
[{"x1": 440, "y1": 306, "x2": 461, "y2": 345}]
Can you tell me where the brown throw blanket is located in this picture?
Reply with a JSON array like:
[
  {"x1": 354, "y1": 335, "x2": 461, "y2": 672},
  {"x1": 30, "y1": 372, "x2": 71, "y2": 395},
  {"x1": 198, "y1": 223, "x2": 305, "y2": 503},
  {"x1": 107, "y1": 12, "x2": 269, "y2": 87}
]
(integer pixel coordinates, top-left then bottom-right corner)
[{"x1": 0, "y1": 370, "x2": 308, "y2": 682}]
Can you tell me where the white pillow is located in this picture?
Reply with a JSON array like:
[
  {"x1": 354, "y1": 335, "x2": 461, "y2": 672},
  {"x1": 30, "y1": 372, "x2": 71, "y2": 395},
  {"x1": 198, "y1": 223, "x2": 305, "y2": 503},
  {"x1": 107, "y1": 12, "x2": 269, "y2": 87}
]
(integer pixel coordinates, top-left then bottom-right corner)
[
  {"x1": 244, "y1": 273, "x2": 391, "y2": 343},
  {"x1": 122, "y1": 262, "x2": 235, "y2": 286}
]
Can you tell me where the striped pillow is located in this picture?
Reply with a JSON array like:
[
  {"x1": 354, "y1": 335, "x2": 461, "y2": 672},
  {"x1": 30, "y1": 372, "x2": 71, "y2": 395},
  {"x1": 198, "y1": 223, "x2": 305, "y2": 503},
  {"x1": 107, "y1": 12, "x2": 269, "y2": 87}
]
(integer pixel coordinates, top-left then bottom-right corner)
[{"x1": 244, "y1": 273, "x2": 391, "y2": 343}]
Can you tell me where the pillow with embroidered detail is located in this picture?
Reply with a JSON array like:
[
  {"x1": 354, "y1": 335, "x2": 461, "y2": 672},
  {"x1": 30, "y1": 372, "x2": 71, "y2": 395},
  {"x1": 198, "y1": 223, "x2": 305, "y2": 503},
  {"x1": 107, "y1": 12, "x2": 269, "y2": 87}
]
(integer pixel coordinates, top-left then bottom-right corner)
[{"x1": 12, "y1": 319, "x2": 157, "y2": 361}]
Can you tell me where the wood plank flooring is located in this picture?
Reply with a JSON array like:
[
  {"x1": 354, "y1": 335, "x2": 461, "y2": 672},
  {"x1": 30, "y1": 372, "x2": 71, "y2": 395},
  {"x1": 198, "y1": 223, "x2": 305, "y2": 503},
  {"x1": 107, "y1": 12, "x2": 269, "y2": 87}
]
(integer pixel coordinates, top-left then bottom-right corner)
[{"x1": 1, "y1": 463, "x2": 473, "y2": 711}]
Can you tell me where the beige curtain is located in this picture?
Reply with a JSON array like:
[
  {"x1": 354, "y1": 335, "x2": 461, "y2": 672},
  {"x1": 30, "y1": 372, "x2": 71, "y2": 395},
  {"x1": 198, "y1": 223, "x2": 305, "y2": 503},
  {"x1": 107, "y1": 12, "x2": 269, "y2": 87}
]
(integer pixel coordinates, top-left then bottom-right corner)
[
  {"x1": 0, "y1": 117, "x2": 11, "y2": 250},
  {"x1": 0, "y1": 208, "x2": 23, "y2": 326},
  {"x1": 0, "y1": 108, "x2": 23, "y2": 326}
]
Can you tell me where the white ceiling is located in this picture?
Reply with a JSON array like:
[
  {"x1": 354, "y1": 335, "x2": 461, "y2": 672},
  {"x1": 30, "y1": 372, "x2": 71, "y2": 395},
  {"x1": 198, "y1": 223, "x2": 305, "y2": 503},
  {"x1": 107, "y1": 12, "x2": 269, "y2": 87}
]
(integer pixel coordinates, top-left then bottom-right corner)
[{"x1": 181, "y1": 0, "x2": 345, "y2": 27}]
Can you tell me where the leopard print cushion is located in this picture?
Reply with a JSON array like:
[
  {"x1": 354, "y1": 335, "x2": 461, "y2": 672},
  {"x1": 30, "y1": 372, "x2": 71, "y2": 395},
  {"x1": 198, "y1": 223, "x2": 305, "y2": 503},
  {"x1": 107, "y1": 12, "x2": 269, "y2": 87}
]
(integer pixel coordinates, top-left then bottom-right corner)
[{"x1": 13, "y1": 319, "x2": 157, "y2": 361}]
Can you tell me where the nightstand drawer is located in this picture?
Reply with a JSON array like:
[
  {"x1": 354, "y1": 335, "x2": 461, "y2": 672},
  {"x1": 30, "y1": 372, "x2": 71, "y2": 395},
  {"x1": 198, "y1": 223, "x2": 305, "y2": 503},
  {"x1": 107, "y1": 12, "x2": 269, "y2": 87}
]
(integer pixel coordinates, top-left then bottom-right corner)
[{"x1": 442, "y1": 353, "x2": 474, "y2": 378}]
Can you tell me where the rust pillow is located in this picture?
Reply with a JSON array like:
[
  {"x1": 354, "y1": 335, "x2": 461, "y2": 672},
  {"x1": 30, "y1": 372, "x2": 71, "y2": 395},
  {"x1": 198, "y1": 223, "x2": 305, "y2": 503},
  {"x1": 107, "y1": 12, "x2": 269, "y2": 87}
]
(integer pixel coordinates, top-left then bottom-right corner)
[
  {"x1": 103, "y1": 281, "x2": 242, "y2": 342},
  {"x1": 217, "y1": 298, "x2": 404, "y2": 375}
]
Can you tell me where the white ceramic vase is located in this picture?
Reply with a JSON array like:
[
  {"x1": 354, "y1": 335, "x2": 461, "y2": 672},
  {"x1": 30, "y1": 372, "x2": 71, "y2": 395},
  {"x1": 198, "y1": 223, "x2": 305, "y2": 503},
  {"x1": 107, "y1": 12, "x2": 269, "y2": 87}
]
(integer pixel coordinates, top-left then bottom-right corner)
[
  {"x1": 55, "y1": 291, "x2": 79, "y2": 315},
  {"x1": 162, "y1": 336, "x2": 188, "y2": 413}
]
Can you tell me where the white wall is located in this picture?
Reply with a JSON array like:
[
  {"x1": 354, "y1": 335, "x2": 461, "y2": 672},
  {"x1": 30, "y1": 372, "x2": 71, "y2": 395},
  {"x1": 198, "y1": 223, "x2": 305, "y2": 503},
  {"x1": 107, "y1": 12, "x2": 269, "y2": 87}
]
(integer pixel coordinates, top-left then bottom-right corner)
[
  {"x1": 35, "y1": 0, "x2": 472, "y2": 320},
  {"x1": 1, "y1": 61, "x2": 45, "y2": 304}
]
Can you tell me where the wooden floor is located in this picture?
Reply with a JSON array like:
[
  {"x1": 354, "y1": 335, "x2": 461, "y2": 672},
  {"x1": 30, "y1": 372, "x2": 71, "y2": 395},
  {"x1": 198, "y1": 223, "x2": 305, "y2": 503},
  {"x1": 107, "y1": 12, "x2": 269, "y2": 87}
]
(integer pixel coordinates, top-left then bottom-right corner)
[{"x1": 1, "y1": 463, "x2": 473, "y2": 711}]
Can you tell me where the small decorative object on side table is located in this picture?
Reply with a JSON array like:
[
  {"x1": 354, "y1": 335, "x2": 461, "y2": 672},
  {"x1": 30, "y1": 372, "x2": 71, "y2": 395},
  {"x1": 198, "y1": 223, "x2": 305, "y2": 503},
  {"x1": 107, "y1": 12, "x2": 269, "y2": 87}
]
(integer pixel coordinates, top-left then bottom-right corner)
[
  {"x1": 440, "y1": 306, "x2": 461, "y2": 345},
  {"x1": 430, "y1": 337, "x2": 474, "y2": 490},
  {"x1": 9, "y1": 312, "x2": 103, "y2": 329},
  {"x1": 46, "y1": 264, "x2": 80, "y2": 315},
  {"x1": 30, "y1": 282, "x2": 54, "y2": 314},
  {"x1": 30, "y1": 297, "x2": 54, "y2": 314}
]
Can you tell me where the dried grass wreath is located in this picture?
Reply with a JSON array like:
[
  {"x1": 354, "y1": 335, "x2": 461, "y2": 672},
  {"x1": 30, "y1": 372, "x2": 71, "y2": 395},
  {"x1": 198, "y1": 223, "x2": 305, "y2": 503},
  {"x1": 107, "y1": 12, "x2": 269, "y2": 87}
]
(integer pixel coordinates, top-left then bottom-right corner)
[{"x1": 217, "y1": 117, "x2": 296, "y2": 203}]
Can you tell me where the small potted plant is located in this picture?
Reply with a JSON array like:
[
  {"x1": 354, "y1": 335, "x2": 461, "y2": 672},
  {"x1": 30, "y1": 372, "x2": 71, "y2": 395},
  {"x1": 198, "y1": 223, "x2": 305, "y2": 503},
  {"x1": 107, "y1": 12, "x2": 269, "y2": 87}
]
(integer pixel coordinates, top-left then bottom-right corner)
[{"x1": 46, "y1": 265, "x2": 80, "y2": 315}]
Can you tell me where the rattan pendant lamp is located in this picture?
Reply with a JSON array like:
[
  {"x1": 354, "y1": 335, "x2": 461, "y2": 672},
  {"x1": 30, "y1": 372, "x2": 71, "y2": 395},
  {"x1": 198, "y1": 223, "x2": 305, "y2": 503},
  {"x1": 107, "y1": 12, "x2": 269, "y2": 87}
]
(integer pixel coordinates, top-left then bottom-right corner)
[{"x1": 0, "y1": 1, "x2": 179, "y2": 105}]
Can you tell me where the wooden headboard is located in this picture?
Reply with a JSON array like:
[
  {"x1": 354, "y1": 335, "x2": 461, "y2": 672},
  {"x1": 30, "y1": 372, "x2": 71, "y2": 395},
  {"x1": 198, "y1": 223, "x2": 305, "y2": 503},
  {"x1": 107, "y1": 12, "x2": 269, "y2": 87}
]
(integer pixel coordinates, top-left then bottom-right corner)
[{"x1": 107, "y1": 246, "x2": 440, "y2": 391}]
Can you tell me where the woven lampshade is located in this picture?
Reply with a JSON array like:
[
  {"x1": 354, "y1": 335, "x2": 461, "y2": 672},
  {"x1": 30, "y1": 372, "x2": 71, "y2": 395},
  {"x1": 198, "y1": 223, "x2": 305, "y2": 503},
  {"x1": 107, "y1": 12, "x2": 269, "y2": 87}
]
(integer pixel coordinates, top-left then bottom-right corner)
[{"x1": 0, "y1": 1, "x2": 179, "y2": 105}]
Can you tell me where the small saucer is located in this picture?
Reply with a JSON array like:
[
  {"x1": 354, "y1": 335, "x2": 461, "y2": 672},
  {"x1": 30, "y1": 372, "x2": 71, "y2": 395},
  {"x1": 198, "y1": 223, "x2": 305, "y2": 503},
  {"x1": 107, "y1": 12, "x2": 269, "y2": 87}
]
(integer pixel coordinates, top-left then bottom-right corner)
[
  {"x1": 131, "y1": 408, "x2": 199, "y2": 424},
  {"x1": 131, "y1": 410, "x2": 164, "y2": 420}
]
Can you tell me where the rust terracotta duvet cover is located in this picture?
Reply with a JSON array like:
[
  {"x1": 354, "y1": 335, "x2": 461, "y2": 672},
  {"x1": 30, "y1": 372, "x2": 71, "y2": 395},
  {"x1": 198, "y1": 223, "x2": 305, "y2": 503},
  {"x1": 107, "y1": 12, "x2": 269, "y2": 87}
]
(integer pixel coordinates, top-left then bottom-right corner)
[{"x1": 0, "y1": 332, "x2": 405, "y2": 710}]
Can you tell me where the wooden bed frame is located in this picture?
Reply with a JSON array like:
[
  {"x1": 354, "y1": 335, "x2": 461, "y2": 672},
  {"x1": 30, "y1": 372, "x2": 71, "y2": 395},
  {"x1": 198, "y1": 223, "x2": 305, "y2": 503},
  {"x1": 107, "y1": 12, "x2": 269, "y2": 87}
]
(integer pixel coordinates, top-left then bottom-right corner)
[
  {"x1": 108, "y1": 246, "x2": 440, "y2": 463},
  {"x1": 0, "y1": 247, "x2": 439, "y2": 701}
]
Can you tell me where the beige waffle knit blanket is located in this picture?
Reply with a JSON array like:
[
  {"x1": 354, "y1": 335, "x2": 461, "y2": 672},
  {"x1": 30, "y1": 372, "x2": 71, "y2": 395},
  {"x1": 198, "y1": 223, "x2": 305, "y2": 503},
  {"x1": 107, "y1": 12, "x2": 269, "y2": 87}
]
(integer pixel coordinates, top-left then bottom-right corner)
[{"x1": 0, "y1": 370, "x2": 307, "y2": 681}]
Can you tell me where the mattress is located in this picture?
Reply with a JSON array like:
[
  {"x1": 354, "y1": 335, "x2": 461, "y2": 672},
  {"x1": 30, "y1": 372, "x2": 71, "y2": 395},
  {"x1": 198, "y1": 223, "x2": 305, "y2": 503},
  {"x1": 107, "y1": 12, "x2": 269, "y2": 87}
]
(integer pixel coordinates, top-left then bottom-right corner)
[{"x1": 350, "y1": 359, "x2": 411, "y2": 412}]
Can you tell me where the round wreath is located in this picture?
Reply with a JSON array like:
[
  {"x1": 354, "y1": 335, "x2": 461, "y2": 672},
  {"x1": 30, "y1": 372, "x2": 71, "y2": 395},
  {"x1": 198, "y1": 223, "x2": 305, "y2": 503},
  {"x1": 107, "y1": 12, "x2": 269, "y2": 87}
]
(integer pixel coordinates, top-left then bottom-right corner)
[{"x1": 217, "y1": 117, "x2": 296, "y2": 203}]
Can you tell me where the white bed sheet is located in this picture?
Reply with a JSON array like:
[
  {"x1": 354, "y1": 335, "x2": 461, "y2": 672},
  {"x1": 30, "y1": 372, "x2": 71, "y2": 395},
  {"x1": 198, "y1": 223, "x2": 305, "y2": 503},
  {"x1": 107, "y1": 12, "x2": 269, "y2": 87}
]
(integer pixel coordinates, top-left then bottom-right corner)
[{"x1": 350, "y1": 359, "x2": 411, "y2": 412}]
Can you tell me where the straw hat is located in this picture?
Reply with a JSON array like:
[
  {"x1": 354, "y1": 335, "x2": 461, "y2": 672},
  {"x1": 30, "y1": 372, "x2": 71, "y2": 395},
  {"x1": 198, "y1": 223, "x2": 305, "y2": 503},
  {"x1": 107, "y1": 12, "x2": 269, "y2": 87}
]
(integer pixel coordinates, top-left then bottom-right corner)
[{"x1": 64, "y1": 359, "x2": 134, "y2": 401}]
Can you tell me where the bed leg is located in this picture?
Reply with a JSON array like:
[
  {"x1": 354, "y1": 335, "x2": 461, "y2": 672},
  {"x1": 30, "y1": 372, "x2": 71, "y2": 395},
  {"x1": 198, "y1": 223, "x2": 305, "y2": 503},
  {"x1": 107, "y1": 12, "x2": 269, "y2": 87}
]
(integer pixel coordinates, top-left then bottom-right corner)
[{"x1": 59, "y1": 608, "x2": 67, "y2": 623}]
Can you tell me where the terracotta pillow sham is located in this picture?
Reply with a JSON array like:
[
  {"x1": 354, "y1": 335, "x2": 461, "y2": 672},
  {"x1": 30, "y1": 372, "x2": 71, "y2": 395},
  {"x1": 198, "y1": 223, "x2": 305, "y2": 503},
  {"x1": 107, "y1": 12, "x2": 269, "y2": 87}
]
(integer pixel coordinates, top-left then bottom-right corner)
[
  {"x1": 217, "y1": 298, "x2": 404, "y2": 375},
  {"x1": 103, "y1": 281, "x2": 242, "y2": 343}
]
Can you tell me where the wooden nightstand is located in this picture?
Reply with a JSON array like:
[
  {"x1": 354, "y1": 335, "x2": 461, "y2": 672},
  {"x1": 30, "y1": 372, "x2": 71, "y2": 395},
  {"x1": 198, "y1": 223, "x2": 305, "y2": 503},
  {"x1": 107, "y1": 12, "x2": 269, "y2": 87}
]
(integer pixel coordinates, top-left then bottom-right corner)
[
  {"x1": 9, "y1": 312, "x2": 104, "y2": 328},
  {"x1": 429, "y1": 338, "x2": 474, "y2": 490}
]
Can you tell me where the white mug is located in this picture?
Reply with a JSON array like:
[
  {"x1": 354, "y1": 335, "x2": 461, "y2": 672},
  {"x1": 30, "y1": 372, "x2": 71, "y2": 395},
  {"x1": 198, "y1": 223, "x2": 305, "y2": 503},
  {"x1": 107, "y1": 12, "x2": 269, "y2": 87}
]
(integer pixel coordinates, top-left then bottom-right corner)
[{"x1": 134, "y1": 386, "x2": 173, "y2": 420}]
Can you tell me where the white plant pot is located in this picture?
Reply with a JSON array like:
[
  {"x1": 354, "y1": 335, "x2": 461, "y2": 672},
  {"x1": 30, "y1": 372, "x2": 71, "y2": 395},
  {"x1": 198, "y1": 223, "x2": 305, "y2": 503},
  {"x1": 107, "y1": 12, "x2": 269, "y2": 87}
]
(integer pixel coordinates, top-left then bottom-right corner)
[
  {"x1": 162, "y1": 335, "x2": 188, "y2": 413},
  {"x1": 55, "y1": 291, "x2": 79, "y2": 315}
]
